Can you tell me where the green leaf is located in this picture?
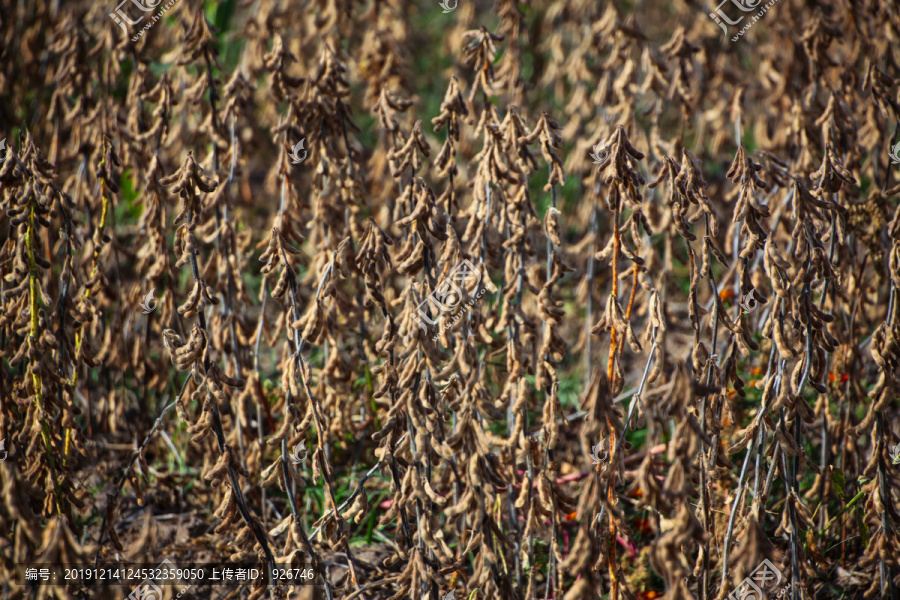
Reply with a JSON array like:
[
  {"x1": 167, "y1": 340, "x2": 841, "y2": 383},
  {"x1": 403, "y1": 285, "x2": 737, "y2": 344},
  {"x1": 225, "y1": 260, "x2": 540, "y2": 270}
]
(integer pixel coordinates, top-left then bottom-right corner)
[
  {"x1": 365, "y1": 510, "x2": 376, "y2": 544},
  {"x1": 830, "y1": 466, "x2": 846, "y2": 501},
  {"x1": 856, "y1": 505, "x2": 869, "y2": 547}
]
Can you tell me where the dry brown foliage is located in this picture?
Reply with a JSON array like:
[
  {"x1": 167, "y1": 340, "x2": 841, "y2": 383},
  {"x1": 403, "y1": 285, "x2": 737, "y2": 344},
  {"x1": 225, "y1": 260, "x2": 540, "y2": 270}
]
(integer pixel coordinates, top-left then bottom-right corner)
[{"x1": 1, "y1": 0, "x2": 900, "y2": 599}]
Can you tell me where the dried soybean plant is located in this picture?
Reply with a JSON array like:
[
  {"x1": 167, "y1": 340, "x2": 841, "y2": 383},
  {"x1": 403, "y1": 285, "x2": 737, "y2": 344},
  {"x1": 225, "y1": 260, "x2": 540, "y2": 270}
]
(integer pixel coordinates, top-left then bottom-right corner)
[{"x1": 1, "y1": 1, "x2": 900, "y2": 600}]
